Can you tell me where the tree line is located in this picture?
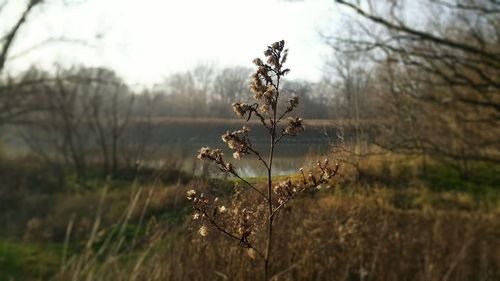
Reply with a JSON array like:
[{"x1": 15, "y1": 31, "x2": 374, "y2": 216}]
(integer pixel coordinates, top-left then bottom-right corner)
[
  {"x1": 1, "y1": 0, "x2": 498, "y2": 185},
  {"x1": 326, "y1": 0, "x2": 499, "y2": 180}
]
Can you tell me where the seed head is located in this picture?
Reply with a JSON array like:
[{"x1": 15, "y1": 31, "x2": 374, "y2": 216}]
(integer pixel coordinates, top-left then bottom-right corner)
[
  {"x1": 197, "y1": 147, "x2": 210, "y2": 160},
  {"x1": 267, "y1": 55, "x2": 278, "y2": 67},
  {"x1": 186, "y1": 189, "x2": 196, "y2": 200},
  {"x1": 288, "y1": 96, "x2": 299, "y2": 110},
  {"x1": 198, "y1": 225, "x2": 208, "y2": 237},
  {"x1": 252, "y1": 58, "x2": 263, "y2": 66},
  {"x1": 284, "y1": 117, "x2": 305, "y2": 136},
  {"x1": 232, "y1": 102, "x2": 252, "y2": 118},
  {"x1": 259, "y1": 103, "x2": 270, "y2": 113},
  {"x1": 225, "y1": 163, "x2": 235, "y2": 173},
  {"x1": 247, "y1": 248, "x2": 257, "y2": 260}
]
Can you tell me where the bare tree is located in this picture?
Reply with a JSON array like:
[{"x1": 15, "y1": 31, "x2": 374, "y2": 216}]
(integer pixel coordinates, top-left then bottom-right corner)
[
  {"x1": 21, "y1": 66, "x2": 135, "y2": 182},
  {"x1": 331, "y1": 0, "x2": 500, "y2": 114},
  {"x1": 322, "y1": 51, "x2": 382, "y2": 177},
  {"x1": 0, "y1": 0, "x2": 43, "y2": 76},
  {"x1": 22, "y1": 67, "x2": 90, "y2": 182},
  {"x1": 211, "y1": 66, "x2": 252, "y2": 117},
  {"x1": 122, "y1": 89, "x2": 162, "y2": 170},
  {"x1": 325, "y1": 0, "x2": 500, "y2": 171},
  {"x1": 0, "y1": 0, "x2": 44, "y2": 125},
  {"x1": 162, "y1": 70, "x2": 209, "y2": 117},
  {"x1": 79, "y1": 67, "x2": 134, "y2": 177}
]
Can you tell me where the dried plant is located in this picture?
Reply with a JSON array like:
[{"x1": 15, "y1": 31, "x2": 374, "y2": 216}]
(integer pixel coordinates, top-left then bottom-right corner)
[{"x1": 188, "y1": 40, "x2": 339, "y2": 280}]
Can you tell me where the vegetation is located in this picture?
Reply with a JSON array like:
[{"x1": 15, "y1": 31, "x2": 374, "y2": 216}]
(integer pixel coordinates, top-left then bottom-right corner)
[
  {"x1": 2, "y1": 180, "x2": 498, "y2": 281},
  {"x1": 190, "y1": 40, "x2": 339, "y2": 280},
  {"x1": 0, "y1": 0, "x2": 499, "y2": 280}
]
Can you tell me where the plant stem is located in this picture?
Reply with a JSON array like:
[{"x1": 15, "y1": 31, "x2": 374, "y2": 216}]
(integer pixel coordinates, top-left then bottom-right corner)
[
  {"x1": 264, "y1": 132, "x2": 274, "y2": 281},
  {"x1": 264, "y1": 71, "x2": 280, "y2": 281}
]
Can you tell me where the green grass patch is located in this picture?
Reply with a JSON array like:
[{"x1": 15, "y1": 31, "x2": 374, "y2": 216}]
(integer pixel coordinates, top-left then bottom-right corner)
[{"x1": 0, "y1": 240, "x2": 63, "y2": 281}]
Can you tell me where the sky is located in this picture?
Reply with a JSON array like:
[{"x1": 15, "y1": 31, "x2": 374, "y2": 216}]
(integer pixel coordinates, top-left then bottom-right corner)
[{"x1": 4, "y1": 0, "x2": 339, "y2": 87}]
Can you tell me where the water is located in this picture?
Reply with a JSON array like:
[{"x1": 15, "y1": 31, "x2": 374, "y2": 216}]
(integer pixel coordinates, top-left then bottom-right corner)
[{"x1": 155, "y1": 142, "x2": 331, "y2": 178}]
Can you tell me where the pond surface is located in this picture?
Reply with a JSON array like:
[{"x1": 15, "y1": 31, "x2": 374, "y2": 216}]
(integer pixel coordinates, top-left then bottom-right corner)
[{"x1": 153, "y1": 141, "x2": 332, "y2": 178}]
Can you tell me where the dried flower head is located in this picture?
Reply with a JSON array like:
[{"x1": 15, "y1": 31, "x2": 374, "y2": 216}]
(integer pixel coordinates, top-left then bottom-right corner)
[
  {"x1": 198, "y1": 225, "x2": 208, "y2": 237},
  {"x1": 288, "y1": 96, "x2": 299, "y2": 110},
  {"x1": 252, "y1": 58, "x2": 264, "y2": 66},
  {"x1": 186, "y1": 189, "x2": 196, "y2": 200},
  {"x1": 225, "y1": 163, "x2": 235, "y2": 173},
  {"x1": 221, "y1": 127, "x2": 252, "y2": 159},
  {"x1": 281, "y1": 49, "x2": 289, "y2": 64},
  {"x1": 259, "y1": 103, "x2": 270, "y2": 114},
  {"x1": 271, "y1": 40, "x2": 284, "y2": 51},
  {"x1": 197, "y1": 147, "x2": 225, "y2": 163},
  {"x1": 196, "y1": 147, "x2": 210, "y2": 160},
  {"x1": 232, "y1": 102, "x2": 252, "y2": 118},
  {"x1": 284, "y1": 117, "x2": 305, "y2": 136},
  {"x1": 196, "y1": 147, "x2": 235, "y2": 173},
  {"x1": 247, "y1": 248, "x2": 257, "y2": 260},
  {"x1": 267, "y1": 55, "x2": 278, "y2": 67}
]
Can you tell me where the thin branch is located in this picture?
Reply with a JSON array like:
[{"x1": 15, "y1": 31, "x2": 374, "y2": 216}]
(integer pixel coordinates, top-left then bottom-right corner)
[
  {"x1": 271, "y1": 164, "x2": 339, "y2": 219},
  {"x1": 8, "y1": 37, "x2": 95, "y2": 60},
  {"x1": 273, "y1": 131, "x2": 286, "y2": 146},
  {"x1": 251, "y1": 107, "x2": 272, "y2": 132},
  {"x1": 194, "y1": 206, "x2": 265, "y2": 259},
  {"x1": 248, "y1": 146, "x2": 270, "y2": 170},
  {"x1": 335, "y1": 0, "x2": 500, "y2": 65},
  {"x1": 0, "y1": 0, "x2": 42, "y2": 74},
  {"x1": 230, "y1": 171, "x2": 268, "y2": 201}
]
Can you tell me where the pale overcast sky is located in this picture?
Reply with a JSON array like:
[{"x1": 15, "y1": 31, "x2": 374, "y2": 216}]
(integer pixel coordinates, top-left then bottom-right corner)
[{"x1": 4, "y1": 0, "x2": 339, "y2": 86}]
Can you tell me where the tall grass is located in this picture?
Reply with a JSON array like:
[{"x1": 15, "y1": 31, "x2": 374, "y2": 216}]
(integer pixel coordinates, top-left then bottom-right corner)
[{"x1": 55, "y1": 185, "x2": 500, "y2": 281}]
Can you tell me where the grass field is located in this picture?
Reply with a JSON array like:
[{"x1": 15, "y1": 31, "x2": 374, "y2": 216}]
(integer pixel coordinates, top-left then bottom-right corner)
[
  {"x1": 0, "y1": 162, "x2": 498, "y2": 280},
  {"x1": 1, "y1": 181, "x2": 499, "y2": 281},
  {"x1": 0, "y1": 117, "x2": 498, "y2": 280}
]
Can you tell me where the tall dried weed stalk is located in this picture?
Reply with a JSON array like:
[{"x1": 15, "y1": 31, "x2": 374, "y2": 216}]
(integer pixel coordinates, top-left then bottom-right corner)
[{"x1": 188, "y1": 40, "x2": 339, "y2": 280}]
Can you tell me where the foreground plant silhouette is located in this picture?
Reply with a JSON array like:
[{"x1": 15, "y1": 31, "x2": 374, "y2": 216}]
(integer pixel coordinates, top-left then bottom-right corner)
[{"x1": 188, "y1": 40, "x2": 339, "y2": 280}]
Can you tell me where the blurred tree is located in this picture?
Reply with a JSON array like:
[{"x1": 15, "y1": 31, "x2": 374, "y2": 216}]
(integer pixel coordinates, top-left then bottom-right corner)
[
  {"x1": 21, "y1": 66, "x2": 89, "y2": 182},
  {"x1": 21, "y1": 66, "x2": 135, "y2": 182},
  {"x1": 79, "y1": 67, "x2": 134, "y2": 178},
  {"x1": 162, "y1": 67, "x2": 211, "y2": 118},
  {"x1": 327, "y1": 0, "x2": 500, "y2": 174},
  {"x1": 281, "y1": 80, "x2": 330, "y2": 119},
  {"x1": 123, "y1": 89, "x2": 162, "y2": 169},
  {"x1": 211, "y1": 66, "x2": 252, "y2": 117}
]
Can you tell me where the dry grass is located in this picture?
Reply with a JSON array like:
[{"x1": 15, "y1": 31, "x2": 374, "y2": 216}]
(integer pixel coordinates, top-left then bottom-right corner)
[{"x1": 54, "y1": 186, "x2": 500, "y2": 281}]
